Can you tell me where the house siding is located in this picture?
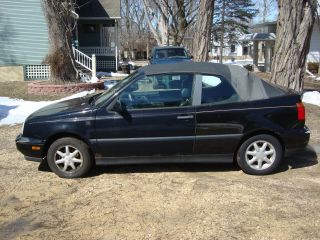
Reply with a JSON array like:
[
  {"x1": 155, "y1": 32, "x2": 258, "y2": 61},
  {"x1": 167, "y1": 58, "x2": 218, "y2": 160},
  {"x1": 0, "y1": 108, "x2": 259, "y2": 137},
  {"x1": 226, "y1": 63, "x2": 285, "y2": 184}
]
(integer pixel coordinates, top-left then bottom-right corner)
[{"x1": 0, "y1": 0, "x2": 49, "y2": 66}]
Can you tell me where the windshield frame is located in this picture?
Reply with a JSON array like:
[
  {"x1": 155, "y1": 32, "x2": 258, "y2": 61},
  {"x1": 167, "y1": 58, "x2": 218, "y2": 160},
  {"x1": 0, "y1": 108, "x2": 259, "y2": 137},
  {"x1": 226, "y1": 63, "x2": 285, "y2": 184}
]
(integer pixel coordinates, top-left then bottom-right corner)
[{"x1": 155, "y1": 48, "x2": 189, "y2": 59}]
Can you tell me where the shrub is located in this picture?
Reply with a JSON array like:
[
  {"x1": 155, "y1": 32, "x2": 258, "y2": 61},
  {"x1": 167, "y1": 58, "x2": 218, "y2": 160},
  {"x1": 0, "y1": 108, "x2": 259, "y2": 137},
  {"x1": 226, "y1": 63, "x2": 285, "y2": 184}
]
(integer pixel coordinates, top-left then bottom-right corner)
[{"x1": 307, "y1": 62, "x2": 319, "y2": 74}]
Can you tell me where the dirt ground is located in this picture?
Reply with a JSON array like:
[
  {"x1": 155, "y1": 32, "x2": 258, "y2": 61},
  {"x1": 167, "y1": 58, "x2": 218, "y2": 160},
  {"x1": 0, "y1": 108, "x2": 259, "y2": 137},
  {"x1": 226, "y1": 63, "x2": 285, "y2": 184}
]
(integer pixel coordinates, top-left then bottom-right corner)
[{"x1": 0, "y1": 106, "x2": 319, "y2": 240}]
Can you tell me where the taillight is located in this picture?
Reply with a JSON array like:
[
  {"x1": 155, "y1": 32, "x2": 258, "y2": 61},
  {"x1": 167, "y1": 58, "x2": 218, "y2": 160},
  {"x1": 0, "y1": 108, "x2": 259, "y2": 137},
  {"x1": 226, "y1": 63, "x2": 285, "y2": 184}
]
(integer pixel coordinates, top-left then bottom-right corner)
[{"x1": 296, "y1": 102, "x2": 305, "y2": 121}]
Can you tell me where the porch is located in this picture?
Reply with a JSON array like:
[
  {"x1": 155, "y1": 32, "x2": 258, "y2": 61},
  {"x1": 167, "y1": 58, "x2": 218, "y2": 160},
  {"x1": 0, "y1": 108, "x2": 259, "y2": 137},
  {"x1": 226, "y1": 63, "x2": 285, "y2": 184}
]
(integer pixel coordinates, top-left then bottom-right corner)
[
  {"x1": 75, "y1": 20, "x2": 119, "y2": 72},
  {"x1": 75, "y1": 0, "x2": 120, "y2": 72},
  {"x1": 239, "y1": 33, "x2": 276, "y2": 72}
]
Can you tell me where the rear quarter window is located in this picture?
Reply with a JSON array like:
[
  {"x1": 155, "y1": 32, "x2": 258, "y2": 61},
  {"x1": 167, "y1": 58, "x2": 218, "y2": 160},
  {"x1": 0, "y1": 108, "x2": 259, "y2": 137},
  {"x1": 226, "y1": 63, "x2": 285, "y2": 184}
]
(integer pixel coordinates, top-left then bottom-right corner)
[{"x1": 199, "y1": 75, "x2": 241, "y2": 105}]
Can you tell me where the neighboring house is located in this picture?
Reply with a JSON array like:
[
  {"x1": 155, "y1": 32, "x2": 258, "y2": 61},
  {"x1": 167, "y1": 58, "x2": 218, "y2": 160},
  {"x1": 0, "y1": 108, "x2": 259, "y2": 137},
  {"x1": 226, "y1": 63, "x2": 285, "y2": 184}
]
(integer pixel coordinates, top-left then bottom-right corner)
[
  {"x1": 308, "y1": 19, "x2": 320, "y2": 62},
  {"x1": 240, "y1": 20, "x2": 320, "y2": 72},
  {"x1": 213, "y1": 19, "x2": 320, "y2": 72},
  {"x1": 0, "y1": 0, "x2": 120, "y2": 81},
  {"x1": 76, "y1": 0, "x2": 120, "y2": 72},
  {"x1": 211, "y1": 42, "x2": 248, "y2": 59}
]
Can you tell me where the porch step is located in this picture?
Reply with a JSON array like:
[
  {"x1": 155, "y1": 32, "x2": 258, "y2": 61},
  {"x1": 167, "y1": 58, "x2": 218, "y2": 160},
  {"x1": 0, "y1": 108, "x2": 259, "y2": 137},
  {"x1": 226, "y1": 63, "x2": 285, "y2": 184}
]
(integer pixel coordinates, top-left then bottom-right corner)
[{"x1": 76, "y1": 64, "x2": 92, "y2": 82}]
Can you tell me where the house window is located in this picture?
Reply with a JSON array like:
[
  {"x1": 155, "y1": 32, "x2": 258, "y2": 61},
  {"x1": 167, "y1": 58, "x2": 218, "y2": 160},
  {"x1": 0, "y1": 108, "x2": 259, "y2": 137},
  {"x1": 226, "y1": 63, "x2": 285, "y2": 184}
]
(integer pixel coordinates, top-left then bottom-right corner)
[
  {"x1": 243, "y1": 46, "x2": 249, "y2": 55},
  {"x1": 231, "y1": 44, "x2": 236, "y2": 53}
]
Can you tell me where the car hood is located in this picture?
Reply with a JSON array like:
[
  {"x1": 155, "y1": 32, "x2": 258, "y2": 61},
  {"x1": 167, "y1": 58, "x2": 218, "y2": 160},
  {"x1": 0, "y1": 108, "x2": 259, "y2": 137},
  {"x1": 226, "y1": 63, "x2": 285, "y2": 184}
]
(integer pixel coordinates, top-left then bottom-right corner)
[
  {"x1": 153, "y1": 58, "x2": 192, "y2": 64},
  {"x1": 27, "y1": 96, "x2": 92, "y2": 122}
]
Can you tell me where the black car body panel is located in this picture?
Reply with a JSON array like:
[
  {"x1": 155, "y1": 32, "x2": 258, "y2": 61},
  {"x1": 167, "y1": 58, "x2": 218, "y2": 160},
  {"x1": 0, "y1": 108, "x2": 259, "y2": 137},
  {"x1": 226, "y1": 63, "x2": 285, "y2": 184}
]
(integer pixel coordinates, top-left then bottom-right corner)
[{"x1": 16, "y1": 63, "x2": 310, "y2": 167}]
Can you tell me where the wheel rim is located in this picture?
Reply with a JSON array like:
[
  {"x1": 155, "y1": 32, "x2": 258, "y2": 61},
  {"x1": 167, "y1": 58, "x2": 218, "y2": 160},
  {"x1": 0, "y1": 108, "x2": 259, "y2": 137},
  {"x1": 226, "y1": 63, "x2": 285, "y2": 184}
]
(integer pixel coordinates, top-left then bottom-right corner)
[
  {"x1": 245, "y1": 140, "x2": 276, "y2": 170},
  {"x1": 54, "y1": 145, "x2": 83, "y2": 173}
]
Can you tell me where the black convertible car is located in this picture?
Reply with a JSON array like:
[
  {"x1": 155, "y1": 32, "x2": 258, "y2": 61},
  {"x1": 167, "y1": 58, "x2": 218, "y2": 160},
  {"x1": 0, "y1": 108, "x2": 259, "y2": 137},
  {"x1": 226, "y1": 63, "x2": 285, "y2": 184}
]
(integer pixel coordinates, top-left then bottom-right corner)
[{"x1": 16, "y1": 62, "x2": 310, "y2": 178}]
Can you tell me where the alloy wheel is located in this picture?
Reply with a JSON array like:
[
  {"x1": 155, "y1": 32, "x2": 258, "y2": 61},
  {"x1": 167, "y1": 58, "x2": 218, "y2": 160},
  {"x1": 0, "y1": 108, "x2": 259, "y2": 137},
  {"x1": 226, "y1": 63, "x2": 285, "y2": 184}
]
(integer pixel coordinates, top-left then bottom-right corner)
[
  {"x1": 54, "y1": 145, "x2": 83, "y2": 172},
  {"x1": 245, "y1": 140, "x2": 276, "y2": 170}
]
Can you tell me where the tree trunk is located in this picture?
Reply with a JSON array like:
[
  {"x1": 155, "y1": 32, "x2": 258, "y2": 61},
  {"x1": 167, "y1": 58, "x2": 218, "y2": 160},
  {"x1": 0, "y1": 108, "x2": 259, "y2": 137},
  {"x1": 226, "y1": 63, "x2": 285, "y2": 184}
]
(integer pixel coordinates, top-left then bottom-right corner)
[
  {"x1": 192, "y1": 0, "x2": 215, "y2": 62},
  {"x1": 270, "y1": 0, "x2": 317, "y2": 92},
  {"x1": 219, "y1": 0, "x2": 226, "y2": 63},
  {"x1": 125, "y1": 0, "x2": 133, "y2": 59},
  {"x1": 142, "y1": 0, "x2": 168, "y2": 46},
  {"x1": 41, "y1": 0, "x2": 78, "y2": 83}
]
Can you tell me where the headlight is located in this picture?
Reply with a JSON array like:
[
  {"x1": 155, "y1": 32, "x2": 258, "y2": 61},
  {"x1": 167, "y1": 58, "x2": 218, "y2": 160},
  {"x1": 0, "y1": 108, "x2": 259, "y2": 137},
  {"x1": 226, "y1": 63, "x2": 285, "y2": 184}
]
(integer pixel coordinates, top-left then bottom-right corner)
[{"x1": 21, "y1": 121, "x2": 25, "y2": 135}]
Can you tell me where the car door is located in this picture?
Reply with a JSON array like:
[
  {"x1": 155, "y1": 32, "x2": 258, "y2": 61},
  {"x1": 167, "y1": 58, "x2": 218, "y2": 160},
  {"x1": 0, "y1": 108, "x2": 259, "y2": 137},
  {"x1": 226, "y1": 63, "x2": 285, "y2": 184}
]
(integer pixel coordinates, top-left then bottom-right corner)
[
  {"x1": 94, "y1": 73, "x2": 196, "y2": 157},
  {"x1": 194, "y1": 74, "x2": 245, "y2": 154}
]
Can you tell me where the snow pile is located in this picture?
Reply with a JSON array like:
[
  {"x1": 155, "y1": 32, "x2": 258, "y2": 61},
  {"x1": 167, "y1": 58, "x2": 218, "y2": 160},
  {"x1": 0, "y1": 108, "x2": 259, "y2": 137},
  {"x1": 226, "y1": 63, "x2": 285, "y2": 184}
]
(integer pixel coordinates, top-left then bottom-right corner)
[
  {"x1": 210, "y1": 59, "x2": 254, "y2": 66},
  {"x1": 0, "y1": 90, "x2": 95, "y2": 126},
  {"x1": 97, "y1": 72, "x2": 128, "y2": 78},
  {"x1": 302, "y1": 91, "x2": 320, "y2": 107},
  {"x1": 104, "y1": 80, "x2": 117, "y2": 89}
]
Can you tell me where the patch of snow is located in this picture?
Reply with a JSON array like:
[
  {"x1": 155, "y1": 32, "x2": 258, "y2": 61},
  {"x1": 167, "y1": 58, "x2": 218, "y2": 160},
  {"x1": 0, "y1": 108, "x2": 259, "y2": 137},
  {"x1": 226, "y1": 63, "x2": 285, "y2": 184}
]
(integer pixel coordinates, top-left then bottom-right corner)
[
  {"x1": 0, "y1": 90, "x2": 95, "y2": 126},
  {"x1": 210, "y1": 59, "x2": 254, "y2": 66},
  {"x1": 302, "y1": 91, "x2": 320, "y2": 107},
  {"x1": 104, "y1": 80, "x2": 117, "y2": 89},
  {"x1": 59, "y1": 90, "x2": 95, "y2": 101},
  {"x1": 89, "y1": 76, "x2": 99, "y2": 83},
  {"x1": 128, "y1": 61, "x2": 135, "y2": 66}
]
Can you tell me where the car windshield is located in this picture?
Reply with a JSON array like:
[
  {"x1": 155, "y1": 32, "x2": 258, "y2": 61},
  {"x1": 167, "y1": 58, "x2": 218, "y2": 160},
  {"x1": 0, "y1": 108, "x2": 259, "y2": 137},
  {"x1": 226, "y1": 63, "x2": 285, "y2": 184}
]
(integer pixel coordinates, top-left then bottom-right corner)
[
  {"x1": 155, "y1": 48, "x2": 188, "y2": 59},
  {"x1": 93, "y1": 72, "x2": 138, "y2": 106}
]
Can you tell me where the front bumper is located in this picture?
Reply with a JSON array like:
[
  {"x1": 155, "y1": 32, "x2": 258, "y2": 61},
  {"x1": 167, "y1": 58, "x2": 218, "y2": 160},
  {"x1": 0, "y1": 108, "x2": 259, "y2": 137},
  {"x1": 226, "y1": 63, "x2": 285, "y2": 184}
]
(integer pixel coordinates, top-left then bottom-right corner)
[{"x1": 15, "y1": 134, "x2": 46, "y2": 161}]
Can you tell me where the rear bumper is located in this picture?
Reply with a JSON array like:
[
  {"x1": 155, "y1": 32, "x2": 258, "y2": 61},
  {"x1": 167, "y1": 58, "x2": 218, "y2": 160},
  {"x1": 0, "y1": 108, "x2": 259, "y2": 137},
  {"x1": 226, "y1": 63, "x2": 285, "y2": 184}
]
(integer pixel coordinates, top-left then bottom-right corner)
[
  {"x1": 16, "y1": 134, "x2": 46, "y2": 160},
  {"x1": 282, "y1": 126, "x2": 310, "y2": 150}
]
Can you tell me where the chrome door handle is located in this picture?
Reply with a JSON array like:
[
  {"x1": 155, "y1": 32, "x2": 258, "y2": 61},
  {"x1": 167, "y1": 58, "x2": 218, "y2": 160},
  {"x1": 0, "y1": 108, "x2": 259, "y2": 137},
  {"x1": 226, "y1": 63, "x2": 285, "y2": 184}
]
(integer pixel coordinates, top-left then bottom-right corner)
[{"x1": 177, "y1": 115, "x2": 194, "y2": 120}]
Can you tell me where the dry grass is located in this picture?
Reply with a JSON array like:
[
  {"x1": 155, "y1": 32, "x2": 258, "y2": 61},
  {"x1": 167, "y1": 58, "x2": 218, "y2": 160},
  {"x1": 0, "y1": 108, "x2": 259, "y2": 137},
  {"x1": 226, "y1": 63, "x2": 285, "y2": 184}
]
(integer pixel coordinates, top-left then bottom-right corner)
[
  {"x1": 254, "y1": 72, "x2": 320, "y2": 90},
  {"x1": 0, "y1": 125, "x2": 319, "y2": 240}
]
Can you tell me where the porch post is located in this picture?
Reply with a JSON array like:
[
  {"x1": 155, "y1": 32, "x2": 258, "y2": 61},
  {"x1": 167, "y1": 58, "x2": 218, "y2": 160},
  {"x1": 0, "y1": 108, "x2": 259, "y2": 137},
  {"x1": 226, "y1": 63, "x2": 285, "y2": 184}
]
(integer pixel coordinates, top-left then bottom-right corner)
[
  {"x1": 264, "y1": 41, "x2": 272, "y2": 72},
  {"x1": 253, "y1": 41, "x2": 259, "y2": 68},
  {"x1": 92, "y1": 54, "x2": 96, "y2": 78},
  {"x1": 115, "y1": 19, "x2": 119, "y2": 72}
]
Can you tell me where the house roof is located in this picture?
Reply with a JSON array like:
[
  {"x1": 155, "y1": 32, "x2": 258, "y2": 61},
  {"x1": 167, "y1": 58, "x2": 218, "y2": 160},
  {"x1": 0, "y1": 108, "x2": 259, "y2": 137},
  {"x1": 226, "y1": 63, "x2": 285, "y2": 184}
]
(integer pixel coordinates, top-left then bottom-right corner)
[
  {"x1": 252, "y1": 21, "x2": 277, "y2": 28},
  {"x1": 239, "y1": 33, "x2": 276, "y2": 42},
  {"x1": 76, "y1": 0, "x2": 120, "y2": 19}
]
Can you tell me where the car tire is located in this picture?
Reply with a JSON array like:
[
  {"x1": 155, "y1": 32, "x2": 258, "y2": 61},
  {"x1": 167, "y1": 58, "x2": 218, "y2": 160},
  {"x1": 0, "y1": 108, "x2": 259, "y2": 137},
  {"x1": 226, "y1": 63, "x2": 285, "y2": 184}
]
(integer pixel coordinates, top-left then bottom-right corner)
[
  {"x1": 237, "y1": 134, "x2": 282, "y2": 175},
  {"x1": 47, "y1": 137, "x2": 93, "y2": 178}
]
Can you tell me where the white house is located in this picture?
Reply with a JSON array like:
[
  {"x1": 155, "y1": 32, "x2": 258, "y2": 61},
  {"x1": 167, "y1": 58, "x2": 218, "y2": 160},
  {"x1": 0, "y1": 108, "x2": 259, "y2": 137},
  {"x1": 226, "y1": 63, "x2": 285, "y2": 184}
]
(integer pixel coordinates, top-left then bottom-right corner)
[{"x1": 308, "y1": 19, "x2": 320, "y2": 62}]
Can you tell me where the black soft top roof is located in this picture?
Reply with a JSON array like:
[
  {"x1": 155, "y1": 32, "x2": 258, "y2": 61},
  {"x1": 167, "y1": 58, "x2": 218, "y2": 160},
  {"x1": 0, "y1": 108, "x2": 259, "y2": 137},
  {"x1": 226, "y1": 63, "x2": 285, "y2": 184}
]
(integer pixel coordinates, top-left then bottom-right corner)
[{"x1": 138, "y1": 62, "x2": 284, "y2": 101}]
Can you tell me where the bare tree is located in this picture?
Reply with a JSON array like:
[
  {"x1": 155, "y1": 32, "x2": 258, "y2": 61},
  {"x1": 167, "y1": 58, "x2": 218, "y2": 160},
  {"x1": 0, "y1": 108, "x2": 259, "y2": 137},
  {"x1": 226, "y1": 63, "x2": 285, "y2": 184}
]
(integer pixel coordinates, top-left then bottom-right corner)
[
  {"x1": 142, "y1": 0, "x2": 198, "y2": 46},
  {"x1": 142, "y1": 0, "x2": 169, "y2": 45},
  {"x1": 41, "y1": 0, "x2": 78, "y2": 83},
  {"x1": 121, "y1": 0, "x2": 152, "y2": 58},
  {"x1": 270, "y1": 0, "x2": 318, "y2": 92},
  {"x1": 258, "y1": 0, "x2": 276, "y2": 23},
  {"x1": 192, "y1": 0, "x2": 214, "y2": 61}
]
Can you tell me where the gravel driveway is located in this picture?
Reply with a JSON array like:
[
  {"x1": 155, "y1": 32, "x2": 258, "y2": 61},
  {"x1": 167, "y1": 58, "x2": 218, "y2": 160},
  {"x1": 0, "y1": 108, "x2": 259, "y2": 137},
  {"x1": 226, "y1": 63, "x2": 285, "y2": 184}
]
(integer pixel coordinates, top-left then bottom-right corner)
[{"x1": 1, "y1": 117, "x2": 319, "y2": 239}]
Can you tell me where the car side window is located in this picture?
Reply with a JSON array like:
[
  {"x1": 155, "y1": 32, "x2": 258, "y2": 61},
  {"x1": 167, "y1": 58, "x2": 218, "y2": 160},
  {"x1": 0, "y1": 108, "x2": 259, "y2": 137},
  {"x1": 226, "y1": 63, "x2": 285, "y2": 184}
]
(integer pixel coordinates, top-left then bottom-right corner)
[
  {"x1": 199, "y1": 75, "x2": 240, "y2": 105},
  {"x1": 118, "y1": 73, "x2": 194, "y2": 109}
]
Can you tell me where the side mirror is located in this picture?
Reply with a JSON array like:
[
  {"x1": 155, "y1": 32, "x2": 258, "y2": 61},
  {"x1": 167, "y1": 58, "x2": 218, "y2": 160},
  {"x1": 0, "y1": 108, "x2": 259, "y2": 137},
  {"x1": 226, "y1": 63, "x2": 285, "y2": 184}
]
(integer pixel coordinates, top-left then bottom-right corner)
[{"x1": 112, "y1": 99, "x2": 124, "y2": 112}]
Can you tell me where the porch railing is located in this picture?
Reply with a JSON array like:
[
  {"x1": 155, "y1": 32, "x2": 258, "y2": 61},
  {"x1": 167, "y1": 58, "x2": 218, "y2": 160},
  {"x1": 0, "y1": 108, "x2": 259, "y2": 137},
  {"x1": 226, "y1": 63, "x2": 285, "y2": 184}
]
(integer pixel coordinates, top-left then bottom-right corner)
[
  {"x1": 73, "y1": 47, "x2": 96, "y2": 78},
  {"x1": 78, "y1": 47, "x2": 116, "y2": 56}
]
